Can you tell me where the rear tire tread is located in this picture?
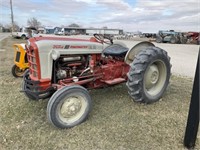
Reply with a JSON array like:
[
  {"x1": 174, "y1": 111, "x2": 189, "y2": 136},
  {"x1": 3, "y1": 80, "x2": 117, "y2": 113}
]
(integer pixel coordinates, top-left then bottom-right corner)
[{"x1": 126, "y1": 46, "x2": 171, "y2": 103}]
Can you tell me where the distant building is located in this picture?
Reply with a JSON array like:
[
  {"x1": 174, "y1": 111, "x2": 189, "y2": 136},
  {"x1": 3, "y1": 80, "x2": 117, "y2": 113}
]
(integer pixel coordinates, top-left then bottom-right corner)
[
  {"x1": 44, "y1": 26, "x2": 56, "y2": 34},
  {"x1": 43, "y1": 26, "x2": 63, "y2": 34},
  {"x1": 55, "y1": 27, "x2": 123, "y2": 35},
  {"x1": 85, "y1": 28, "x2": 123, "y2": 35},
  {"x1": 54, "y1": 27, "x2": 62, "y2": 34},
  {"x1": 38, "y1": 27, "x2": 45, "y2": 34},
  {"x1": 41, "y1": 26, "x2": 123, "y2": 35},
  {"x1": 58, "y1": 27, "x2": 85, "y2": 35}
]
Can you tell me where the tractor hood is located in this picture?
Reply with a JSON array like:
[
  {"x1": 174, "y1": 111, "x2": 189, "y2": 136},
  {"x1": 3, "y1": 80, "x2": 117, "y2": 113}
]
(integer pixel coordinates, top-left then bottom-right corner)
[
  {"x1": 28, "y1": 36, "x2": 104, "y2": 55},
  {"x1": 27, "y1": 36, "x2": 104, "y2": 79}
]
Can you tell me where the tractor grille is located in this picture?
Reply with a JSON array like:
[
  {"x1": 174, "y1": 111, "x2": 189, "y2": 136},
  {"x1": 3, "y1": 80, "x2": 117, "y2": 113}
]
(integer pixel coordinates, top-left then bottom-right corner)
[
  {"x1": 15, "y1": 51, "x2": 20, "y2": 62},
  {"x1": 27, "y1": 47, "x2": 39, "y2": 78}
]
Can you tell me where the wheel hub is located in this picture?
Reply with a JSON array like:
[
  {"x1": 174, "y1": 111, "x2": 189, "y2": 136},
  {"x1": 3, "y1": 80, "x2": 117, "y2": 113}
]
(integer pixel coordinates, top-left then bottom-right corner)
[
  {"x1": 60, "y1": 97, "x2": 82, "y2": 118},
  {"x1": 145, "y1": 64, "x2": 159, "y2": 89},
  {"x1": 151, "y1": 70, "x2": 159, "y2": 84},
  {"x1": 15, "y1": 67, "x2": 25, "y2": 76}
]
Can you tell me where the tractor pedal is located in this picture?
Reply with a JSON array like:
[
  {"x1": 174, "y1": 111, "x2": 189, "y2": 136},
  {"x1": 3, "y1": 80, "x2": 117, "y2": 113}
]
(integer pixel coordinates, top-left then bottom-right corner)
[{"x1": 104, "y1": 78, "x2": 126, "y2": 85}]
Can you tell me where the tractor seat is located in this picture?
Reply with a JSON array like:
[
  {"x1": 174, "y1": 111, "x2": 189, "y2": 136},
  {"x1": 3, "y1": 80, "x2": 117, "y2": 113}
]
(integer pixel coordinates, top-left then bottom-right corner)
[{"x1": 103, "y1": 44, "x2": 129, "y2": 57}]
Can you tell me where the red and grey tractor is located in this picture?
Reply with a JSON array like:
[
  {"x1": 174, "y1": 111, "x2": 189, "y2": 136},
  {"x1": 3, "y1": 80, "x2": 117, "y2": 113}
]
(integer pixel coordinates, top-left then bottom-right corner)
[{"x1": 22, "y1": 34, "x2": 171, "y2": 128}]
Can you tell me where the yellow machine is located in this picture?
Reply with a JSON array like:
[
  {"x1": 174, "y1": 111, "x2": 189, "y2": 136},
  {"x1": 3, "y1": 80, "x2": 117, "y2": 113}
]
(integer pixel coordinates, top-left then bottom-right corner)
[{"x1": 11, "y1": 44, "x2": 29, "y2": 77}]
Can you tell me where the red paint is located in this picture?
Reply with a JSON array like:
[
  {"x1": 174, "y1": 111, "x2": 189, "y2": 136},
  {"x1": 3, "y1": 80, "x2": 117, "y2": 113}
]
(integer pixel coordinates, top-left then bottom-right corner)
[
  {"x1": 31, "y1": 36, "x2": 91, "y2": 42},
  {"x1": 53, "y1": 45, "x2": 64, "y2": 49}
]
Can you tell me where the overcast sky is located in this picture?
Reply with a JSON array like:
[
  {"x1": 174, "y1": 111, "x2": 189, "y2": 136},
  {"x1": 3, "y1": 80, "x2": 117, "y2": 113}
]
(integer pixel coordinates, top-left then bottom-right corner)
[{"x1": 0, "y1": 0, "x2": 200, "y2": 32}]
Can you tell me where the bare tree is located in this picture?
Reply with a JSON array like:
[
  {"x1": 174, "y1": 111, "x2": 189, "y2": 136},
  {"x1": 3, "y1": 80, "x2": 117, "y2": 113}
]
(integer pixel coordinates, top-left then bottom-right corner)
[
  {"x1": 27, "y1": 17, "x2": 41, "y2": 29},
  {"x1": 13, "y1": 22, "x2": 20, "y2": 31},
  {"x1": 5, "y1": 21, "x2": 20, "y2": 31}
]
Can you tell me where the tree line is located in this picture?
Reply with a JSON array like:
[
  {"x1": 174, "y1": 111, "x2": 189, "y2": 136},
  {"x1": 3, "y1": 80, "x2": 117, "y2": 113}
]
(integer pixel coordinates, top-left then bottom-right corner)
[{"x1": 1, "y1": 17, "x2": 82, "y2": 32}]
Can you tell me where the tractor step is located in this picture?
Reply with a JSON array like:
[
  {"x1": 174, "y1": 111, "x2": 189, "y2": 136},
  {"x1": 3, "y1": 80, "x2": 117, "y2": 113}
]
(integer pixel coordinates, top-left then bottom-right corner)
[{"x1": 104, "y1": 78, "x2": 126, "y2": 85}]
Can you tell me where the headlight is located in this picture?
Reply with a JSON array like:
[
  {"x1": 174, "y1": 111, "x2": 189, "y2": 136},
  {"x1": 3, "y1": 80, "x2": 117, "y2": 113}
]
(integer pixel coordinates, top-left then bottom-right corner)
[{"x1": 51, "y1": 50, "x2": 60, "y2": 60}]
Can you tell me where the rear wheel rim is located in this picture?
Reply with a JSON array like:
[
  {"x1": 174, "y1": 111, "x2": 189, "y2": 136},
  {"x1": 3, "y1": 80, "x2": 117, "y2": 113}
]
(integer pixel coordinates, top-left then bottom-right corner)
[
  {"x1": 144, "y1": 60, "x2": 167, "y2": 97},
  {"x1": 15, "y1": 66, "x2": 25, "y2": 76}
]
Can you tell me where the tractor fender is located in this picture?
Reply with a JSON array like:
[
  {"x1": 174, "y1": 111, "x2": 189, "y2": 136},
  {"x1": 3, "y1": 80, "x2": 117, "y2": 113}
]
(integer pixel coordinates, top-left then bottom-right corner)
[{"x1": 125, "y1": 41, "x2": 155, "y2": 64}]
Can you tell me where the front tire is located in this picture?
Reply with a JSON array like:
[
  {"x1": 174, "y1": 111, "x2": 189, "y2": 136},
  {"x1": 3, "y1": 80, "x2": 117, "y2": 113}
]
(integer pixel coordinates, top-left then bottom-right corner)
[
  {"x1": 21, "y1": 35, "x2": 26, "y2": 40},
  {"x1": 126, "y1": 46, "x2": 171, "y2": 103},
  {"x1": 11, "y1": 65, "x2": 25, "y2": 77},
  {"x1": 47, "y1": 85, "x2": 92, "y2": 129}
]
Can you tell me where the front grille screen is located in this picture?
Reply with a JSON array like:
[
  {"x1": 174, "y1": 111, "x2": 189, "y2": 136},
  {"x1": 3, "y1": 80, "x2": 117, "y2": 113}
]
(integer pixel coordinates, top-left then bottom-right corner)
[
  {"x1": 27, "y1": 48, "x2": 38, "y2": 78},
  {"x1": 15, "y1": 51, "x2": 20, "y2": 62}
]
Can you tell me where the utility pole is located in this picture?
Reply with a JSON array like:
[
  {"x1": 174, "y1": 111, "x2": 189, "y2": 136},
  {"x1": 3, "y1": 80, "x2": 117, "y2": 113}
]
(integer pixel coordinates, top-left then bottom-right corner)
[{"x1": 10, "y1": 0, "x2": 14, "y2": 32}]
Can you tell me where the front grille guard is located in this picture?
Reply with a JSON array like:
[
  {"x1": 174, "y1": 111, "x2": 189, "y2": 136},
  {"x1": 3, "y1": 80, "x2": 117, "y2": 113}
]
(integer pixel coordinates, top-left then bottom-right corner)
[
  {"x1": 22, "y1": 70, "x2": 55, "y2": 100},
  {"x1": 26, "y1": 46, "x2": 39, "y2": 78}
]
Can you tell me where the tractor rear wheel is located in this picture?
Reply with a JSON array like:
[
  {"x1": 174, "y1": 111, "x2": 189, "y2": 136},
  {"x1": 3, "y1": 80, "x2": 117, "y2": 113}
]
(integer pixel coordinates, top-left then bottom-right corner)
[
  {"x1": 11, "y1": 65, "x2": 25, "y2": 77},
  {"x1": 156, "y1": 36, "x2": 162, "y2": 43},
  {"x1": 47, "y1": 85, "x2": 92, "y2": 129},
  {"x1": 180, "y1": 37, "x2": 187, "y2": 44},
  {"x1": 126, "y1": 46, "x2": 171, "y2": 103},
  {"x1": 170, "y1": 37, "x2": 176, "y2": 44}
]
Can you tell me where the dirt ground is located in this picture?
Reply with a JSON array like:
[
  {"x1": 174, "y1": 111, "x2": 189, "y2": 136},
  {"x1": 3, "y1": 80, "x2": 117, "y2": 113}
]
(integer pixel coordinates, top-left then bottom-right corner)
[{"x1": 0, "y1": 37, "x2": 199, "y2": 150}]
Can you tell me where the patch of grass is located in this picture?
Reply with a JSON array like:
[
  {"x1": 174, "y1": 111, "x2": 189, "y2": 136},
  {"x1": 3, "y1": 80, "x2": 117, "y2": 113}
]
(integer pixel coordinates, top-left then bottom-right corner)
[{"x1": 0, "y1": 37, "x2": 199, "y2": 150}]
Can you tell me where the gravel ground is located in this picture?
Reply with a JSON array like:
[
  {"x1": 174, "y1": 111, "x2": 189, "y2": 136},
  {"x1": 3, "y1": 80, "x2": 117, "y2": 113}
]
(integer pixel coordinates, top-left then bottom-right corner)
[{"x1": 0, "y1": 37, "x2": 199, "y2": 150}]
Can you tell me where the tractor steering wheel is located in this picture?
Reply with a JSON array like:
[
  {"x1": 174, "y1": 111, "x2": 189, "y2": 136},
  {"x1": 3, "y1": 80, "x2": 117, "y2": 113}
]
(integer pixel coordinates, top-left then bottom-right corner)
[{"x1": 93, "y1": 33, "x2": 113, "y2": 44}]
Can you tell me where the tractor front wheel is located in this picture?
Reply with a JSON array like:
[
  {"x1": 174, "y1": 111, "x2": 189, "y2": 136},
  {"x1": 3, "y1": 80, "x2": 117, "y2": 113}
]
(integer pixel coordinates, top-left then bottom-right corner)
[
  {"x1": 47, "y1": 85, "x2": 92, "y2": 129},
  {"x1": 11, "y1": 65, "x2": 26, "y2": 77},
  {"x1": 126, "y1": 46, "x2": 171, "y2": 104}
]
